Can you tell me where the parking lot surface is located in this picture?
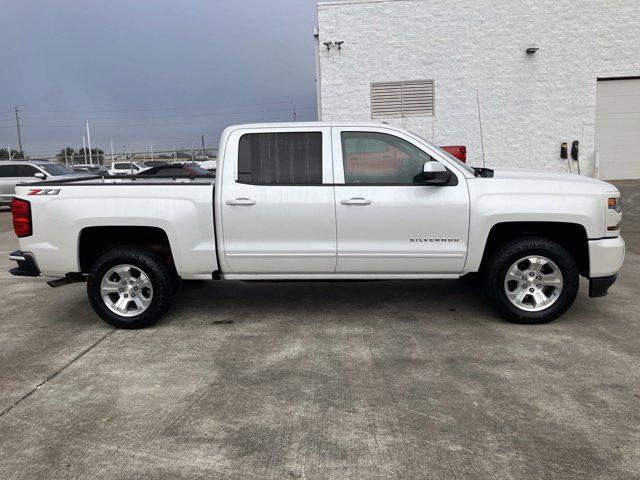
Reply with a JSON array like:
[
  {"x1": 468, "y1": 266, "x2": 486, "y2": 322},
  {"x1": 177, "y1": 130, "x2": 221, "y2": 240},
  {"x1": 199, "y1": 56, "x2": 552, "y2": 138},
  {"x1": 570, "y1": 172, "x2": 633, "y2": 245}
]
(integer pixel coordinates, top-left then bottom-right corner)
[{"x1": 0, "y1": 182, "x2": 639, "y2": 479}]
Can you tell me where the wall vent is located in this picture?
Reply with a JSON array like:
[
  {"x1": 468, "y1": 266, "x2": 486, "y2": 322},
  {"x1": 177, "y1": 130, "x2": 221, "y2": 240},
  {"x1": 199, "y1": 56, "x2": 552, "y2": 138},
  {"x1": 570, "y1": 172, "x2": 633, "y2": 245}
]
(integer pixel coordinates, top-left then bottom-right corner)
[{"x1": 370, "y1": 80, "x2": 434, "y2": 118}]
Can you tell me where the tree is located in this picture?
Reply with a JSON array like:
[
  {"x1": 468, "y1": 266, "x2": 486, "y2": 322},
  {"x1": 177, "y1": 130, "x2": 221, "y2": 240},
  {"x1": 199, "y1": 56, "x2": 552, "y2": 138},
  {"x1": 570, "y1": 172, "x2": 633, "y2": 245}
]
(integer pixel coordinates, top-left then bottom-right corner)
[
  {"x1": 0, "y1": 148, "x2": 25, "y2": 159},
  {"x1": 92, "y1": 148, "x2": 105, "y2": 165},
  {"x1": 57, "y1": 147, "x2": 76, "y2": 163},
  {"x1": 76, "y1": 147, "x2": 104, "y2": 165}
]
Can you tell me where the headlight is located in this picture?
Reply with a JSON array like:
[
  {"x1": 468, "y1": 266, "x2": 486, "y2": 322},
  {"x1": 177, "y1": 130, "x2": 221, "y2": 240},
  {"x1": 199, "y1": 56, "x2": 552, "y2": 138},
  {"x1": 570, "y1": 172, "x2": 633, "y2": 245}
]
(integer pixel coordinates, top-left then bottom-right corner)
[
  {"x1": 608, "y1": 197, "x2": 621, "y2": 213},
  {"x1": 606, "y1": 196, "x2": 622, "y2": 234}
]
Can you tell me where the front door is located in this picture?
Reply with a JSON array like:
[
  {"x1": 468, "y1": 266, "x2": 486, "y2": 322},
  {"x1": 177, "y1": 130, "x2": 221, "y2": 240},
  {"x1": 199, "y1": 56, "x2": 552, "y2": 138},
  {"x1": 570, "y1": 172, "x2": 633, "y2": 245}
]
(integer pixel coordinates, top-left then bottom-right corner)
[
  {"x1": 332, "y1": 127, "x2": 470, "y2": 274},
  {"x1": 220, "y1": 127, "x2": 336, "y2": 274}
]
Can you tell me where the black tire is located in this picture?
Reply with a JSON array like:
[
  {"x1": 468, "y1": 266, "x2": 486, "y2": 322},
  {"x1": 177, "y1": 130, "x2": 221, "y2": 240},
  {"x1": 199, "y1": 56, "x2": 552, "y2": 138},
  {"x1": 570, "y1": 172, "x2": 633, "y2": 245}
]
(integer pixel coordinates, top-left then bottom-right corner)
[
  {"x1": 87, "y1": 247, "x2": 177, "y2": 329},
  {"x1": 483, "y1": 236, "x2": 579, "y2": 324}
]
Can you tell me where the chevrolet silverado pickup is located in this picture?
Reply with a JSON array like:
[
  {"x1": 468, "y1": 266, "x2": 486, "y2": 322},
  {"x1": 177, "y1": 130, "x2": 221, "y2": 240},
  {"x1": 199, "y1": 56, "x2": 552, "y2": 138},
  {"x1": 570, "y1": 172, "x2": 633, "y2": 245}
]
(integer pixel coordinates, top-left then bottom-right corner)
[{"x1": 9, "y1": 122, "x2": 625, "y2": 328}]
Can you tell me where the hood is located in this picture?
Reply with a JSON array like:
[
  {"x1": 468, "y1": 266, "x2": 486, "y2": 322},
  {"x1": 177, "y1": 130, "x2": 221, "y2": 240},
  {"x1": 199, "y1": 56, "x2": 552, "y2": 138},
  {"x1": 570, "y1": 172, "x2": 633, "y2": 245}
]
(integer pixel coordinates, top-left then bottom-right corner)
[
  {"x1": 491, "y1": 168, "x2": 616, "y2": 188},
  {"x1": 17, "y1": 173, "x2": 92, "y2": 184}
]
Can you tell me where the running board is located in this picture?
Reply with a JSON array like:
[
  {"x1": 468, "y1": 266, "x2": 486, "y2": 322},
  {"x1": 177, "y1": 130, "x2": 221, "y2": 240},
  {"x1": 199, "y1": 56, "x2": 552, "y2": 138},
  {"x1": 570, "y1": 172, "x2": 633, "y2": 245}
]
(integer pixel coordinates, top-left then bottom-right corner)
[{"x1": 47, "y1": 273, "x2": 86, "y2": 288}]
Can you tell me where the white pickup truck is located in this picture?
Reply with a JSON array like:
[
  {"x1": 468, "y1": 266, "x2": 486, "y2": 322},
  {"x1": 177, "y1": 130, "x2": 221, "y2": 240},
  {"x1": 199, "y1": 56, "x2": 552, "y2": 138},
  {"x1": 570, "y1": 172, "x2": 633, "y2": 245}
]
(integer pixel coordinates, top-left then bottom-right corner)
[{"x1": 9, "y1": 123, "x2": 625, "y2": 328}]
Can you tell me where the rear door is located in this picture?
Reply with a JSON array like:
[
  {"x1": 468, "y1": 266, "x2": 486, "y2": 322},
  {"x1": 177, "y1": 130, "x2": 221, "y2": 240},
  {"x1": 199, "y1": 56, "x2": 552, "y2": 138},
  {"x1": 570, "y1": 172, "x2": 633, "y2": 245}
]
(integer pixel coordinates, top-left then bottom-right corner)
[
  {"x1": 332, "y1": 127, "x2": 470, "y2": 274},
  {"x1": 220, "y1": 127, "x2": 336, "y2": 274}
]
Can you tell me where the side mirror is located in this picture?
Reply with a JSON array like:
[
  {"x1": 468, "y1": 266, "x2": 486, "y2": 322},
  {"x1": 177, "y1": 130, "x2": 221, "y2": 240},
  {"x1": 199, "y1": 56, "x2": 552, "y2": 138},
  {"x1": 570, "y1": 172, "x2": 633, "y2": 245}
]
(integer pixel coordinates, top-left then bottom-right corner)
[
  {"x1": 34, "y1": 172, "x2": 46, "y2": 179},
  {"x1": 419, "y1": 161, "x2": 452, "y2": 185}
]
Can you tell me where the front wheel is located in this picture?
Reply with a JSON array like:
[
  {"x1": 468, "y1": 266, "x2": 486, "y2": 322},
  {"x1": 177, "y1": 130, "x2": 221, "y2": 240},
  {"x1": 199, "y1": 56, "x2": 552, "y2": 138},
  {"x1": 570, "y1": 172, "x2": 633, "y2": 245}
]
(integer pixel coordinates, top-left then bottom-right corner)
[
  {"x1": 483, "y1": 236, "x2": 579, "y2": 324},
  {"x1": 87, "y1": 247, "x2": 177, "y2": 329}
]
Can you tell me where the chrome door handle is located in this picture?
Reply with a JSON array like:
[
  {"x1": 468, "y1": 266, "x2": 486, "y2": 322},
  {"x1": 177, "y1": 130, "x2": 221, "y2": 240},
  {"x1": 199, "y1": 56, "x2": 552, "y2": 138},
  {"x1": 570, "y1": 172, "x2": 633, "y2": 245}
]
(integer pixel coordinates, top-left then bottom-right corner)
[
  {"x1": 225, "y1": 198, "x2": 256, "y2": 206},
  {"x1": 341, "y1": 197, "x2": 372, "y2": 206}
]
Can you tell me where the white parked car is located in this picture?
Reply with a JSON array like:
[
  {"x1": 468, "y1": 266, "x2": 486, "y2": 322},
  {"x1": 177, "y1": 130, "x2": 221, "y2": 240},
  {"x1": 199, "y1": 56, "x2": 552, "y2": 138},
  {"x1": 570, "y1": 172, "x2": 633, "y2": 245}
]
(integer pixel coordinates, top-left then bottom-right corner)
[
  {"x1": 197, "y1": 159, "x2": 217, "y2": 172},
  {"x1": 0, "y1": 161, "x2": 80, "y2": 206},
  {"x1": 9, "y1": 122, "x2": 624, "y2": 328},
  {"x1": 108, "y1": 161, "x2": 148, "y2": 175}
]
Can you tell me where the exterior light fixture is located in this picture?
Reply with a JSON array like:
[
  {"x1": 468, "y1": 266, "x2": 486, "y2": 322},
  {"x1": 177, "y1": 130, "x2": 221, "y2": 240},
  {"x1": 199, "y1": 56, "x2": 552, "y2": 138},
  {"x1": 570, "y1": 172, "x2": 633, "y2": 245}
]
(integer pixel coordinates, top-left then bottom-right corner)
[
  {"x1": 335, "y1": 41, "x2": 344, "y2": 50},
  {"x1": 323, "y1": 41, "x2": 333, "y2": 50},
  {"x1": 526, "y1": 47, "x2": 539, "y2": 54}
]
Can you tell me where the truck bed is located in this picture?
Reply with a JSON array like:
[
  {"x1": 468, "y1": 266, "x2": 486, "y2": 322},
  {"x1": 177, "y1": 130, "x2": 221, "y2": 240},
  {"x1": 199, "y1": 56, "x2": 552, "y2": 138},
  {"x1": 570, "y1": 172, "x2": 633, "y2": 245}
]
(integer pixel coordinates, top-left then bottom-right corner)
[{"x1": 14, "y1": 174, "x2": 218, "y2": 280}]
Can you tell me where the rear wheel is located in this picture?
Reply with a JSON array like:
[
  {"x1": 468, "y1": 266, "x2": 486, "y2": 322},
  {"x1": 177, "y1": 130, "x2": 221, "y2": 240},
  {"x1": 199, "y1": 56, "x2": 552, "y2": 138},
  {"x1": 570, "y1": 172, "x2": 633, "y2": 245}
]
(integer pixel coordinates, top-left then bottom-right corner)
[
  {"x1": 87, "y1": 247, "x2": 176, "y2": 329},
  {"x1": 483, "y1": 236, "x2": 579, "y2": 324}
]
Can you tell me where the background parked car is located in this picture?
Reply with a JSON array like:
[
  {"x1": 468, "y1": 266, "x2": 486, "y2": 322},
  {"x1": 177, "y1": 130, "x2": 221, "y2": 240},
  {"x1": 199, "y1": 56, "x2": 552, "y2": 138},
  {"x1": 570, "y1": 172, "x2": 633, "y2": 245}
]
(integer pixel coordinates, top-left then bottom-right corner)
[
  {"x1": 0, "y1": 161, "x2": 80, "y2": 206},
  {"x1": 143, "y1": 160, "x2": 168, "y2": 168},
  {"x1": 197, "y1": 159, "x2": 217, "y2": 172},
  {"x1": 140, "y1": 163, "x2": 211, "y2": 176},
  {"x1": 108, "y1": 161, "x2": 148, "y2": 175},
  {"x1": 73, "y1": 164, "x2": 111, "y2": 175}
]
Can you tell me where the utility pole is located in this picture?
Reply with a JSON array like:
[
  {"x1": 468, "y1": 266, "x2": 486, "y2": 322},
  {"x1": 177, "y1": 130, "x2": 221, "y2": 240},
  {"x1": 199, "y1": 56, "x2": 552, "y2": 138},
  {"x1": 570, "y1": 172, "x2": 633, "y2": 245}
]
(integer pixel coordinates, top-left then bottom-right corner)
[
  {"x1": 150, "y1": 144, "x2": 154, "y2": 161},
  {"x1": 15, "y1": 106, "x2": 23, "y2": 154},
  {"x1": 82, "y1": 136, "x2": 87, "y2": 163},
  {"x1": 110, "y1": 140, "x2": 114, "y2": 165},
  {"x1": 85, "y1": 120, "x2": 92, "y2": 164},
  {"x1": 201, "y1": 134, "x2": 206, "y2": 161}
]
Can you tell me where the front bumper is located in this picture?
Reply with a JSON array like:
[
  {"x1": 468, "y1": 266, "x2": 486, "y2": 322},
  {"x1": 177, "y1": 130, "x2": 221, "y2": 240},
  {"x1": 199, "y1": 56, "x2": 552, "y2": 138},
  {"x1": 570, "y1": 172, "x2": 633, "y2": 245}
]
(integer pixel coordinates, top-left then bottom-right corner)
[
  {"x1": 9, "y1": 250, "x2": 41, "y2": 277},
  {"x1": 587, "y1": 236, "x2": 624, "y2": 298},
  {"x1": 589, "y1": 274, "x2": 617, "y2": 298},
  {"x1": 588, "y1": 237, "x2": 625, "y2": 277}
]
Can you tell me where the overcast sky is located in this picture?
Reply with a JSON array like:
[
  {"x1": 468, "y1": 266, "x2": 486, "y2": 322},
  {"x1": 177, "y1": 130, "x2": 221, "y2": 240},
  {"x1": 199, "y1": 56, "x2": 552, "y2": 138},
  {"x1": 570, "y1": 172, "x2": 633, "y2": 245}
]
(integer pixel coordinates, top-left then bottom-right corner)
[{"x1": 0, "y1": 0, "x2": 319, "y2": 157}]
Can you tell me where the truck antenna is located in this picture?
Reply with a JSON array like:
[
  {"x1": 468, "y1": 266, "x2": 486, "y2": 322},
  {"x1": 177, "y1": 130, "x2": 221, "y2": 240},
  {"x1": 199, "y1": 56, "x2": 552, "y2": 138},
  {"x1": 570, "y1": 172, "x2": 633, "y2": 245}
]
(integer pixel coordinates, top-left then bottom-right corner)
[{"x1": 476, "y1": 89, "x2": 486, "y2": 168}]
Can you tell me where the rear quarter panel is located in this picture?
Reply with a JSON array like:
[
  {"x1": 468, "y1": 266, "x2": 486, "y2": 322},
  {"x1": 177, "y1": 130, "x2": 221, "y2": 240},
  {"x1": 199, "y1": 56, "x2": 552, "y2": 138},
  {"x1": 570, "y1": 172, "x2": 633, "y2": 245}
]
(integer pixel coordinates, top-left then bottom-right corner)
[{"x1": 15, "y1": 183, "x2": 217, "y2": 279}]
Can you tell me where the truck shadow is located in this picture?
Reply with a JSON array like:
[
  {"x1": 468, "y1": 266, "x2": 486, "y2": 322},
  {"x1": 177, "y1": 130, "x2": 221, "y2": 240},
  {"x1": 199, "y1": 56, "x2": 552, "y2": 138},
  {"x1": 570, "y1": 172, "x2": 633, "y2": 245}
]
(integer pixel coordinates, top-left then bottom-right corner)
[{"x1": 166, "y1": 275, "x2": 499, "y2": 327}]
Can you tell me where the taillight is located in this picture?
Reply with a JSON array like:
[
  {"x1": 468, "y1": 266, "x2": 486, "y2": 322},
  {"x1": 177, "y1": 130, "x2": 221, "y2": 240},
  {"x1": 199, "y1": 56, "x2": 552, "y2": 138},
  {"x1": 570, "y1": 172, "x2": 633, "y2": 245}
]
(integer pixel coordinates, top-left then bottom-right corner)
[{"x1": 11, "y1": 198, "x2": 32, "y2": 238}]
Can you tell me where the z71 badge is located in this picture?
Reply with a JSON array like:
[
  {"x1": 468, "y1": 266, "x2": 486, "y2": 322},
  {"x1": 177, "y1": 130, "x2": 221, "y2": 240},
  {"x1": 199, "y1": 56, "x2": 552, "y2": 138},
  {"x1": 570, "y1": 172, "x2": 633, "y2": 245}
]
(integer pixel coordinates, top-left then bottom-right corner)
[{"x1": 27, "y1": 188, "x2": 61, "y2": 196}]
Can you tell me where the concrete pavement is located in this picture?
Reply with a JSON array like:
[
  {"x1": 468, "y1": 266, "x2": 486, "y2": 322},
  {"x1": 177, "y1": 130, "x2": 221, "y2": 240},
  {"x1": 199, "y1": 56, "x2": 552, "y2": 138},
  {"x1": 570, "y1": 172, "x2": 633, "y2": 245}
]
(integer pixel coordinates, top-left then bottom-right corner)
[{"x1": 0, "y1": 186, "x2": 638, "y2": 479}]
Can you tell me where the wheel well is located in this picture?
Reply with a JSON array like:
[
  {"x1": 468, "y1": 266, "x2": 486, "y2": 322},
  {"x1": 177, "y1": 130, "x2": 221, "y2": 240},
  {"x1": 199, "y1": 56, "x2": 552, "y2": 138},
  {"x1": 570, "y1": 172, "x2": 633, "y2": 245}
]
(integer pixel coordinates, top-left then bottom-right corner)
[
  {"x1": 481, "y1": 222, "x2": 589, "y2": 276},
  {"x1": 79, "y1": 226, "x2": 173, "y2": 274}
]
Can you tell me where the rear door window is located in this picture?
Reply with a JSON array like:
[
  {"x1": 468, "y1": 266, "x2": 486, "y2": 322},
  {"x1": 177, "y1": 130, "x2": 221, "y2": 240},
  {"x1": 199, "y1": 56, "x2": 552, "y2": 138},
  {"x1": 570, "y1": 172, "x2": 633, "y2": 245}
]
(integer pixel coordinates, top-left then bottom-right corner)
[{"x1": 237, "y1": 132, "x2": 322, "y2": 185}]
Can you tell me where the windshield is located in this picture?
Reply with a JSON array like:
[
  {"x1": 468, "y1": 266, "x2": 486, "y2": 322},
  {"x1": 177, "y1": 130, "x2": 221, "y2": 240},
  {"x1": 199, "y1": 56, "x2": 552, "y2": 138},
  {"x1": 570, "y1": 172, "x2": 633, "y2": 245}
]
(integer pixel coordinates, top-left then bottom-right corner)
[
  {"x1": 40, "y1": 164, "x2": 73, "y2": 176},
  {"x1": 185, "y1": 164, "x2": 210, "y2": 175},
  {"x1": 410, "y1": 133, "x2": 476, "y2": 175}
]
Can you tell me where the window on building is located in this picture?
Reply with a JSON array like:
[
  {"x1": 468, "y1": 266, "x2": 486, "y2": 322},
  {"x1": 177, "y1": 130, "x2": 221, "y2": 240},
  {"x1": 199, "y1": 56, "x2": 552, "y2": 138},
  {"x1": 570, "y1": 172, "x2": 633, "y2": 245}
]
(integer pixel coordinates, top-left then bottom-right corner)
[
  {"x1": 371, "y1": 80, "x2": 435, "y2": 118},
  {"x1": 238, "y1": 132, "x2": 323, "y2": 185},
  {"x1": 341, "y1": 131, "x2": 433, "y2": 184}
]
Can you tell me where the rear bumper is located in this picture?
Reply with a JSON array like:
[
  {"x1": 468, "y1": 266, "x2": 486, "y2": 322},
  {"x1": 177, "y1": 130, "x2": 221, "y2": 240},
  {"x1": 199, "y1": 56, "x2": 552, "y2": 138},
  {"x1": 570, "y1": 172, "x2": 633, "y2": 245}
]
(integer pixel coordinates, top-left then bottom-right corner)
[{"x1": 9, "y1": 250, "x2": 41, "y2": 277}]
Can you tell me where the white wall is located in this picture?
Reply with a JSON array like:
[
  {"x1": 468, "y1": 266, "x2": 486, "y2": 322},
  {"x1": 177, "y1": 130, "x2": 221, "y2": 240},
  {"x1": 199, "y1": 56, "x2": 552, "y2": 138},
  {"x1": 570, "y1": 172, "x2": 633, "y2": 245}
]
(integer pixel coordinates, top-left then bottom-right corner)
[{"x1": 317, "y1": 0, "x2": 640, "y2": 175}]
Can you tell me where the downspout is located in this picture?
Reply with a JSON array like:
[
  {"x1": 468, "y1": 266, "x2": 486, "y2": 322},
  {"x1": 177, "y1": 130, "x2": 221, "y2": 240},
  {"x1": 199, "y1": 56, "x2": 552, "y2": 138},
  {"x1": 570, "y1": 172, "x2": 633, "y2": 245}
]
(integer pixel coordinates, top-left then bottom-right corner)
[{"x1": 313, "y1": 26, "x2": 322, "y2": 121}]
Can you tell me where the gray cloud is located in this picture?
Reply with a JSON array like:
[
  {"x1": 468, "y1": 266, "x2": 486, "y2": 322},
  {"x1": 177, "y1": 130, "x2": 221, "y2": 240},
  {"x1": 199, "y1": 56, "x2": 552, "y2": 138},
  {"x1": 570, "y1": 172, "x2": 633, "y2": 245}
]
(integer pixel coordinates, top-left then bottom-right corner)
[{"x1": 0, "y1": 0, "x2": 319, "y2": 157}]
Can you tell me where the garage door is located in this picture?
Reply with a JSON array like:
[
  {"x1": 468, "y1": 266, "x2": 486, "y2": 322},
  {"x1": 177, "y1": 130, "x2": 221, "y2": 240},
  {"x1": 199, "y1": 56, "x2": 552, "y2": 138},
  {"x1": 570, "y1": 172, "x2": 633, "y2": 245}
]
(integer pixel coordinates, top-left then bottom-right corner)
[{"x1": 595, "y1": 78, "x2": 640, "y2": 180}]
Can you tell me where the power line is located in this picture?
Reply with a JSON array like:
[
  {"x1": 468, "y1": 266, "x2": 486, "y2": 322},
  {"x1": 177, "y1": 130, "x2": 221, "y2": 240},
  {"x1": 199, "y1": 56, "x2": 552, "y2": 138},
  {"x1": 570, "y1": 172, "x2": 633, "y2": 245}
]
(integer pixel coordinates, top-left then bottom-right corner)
[
  {"x1": 16, "y1": 106, "x2": 317, "y2": 122},
  {"x1": 13, "y1": 99, "x2": 316, "y2": 114}
]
